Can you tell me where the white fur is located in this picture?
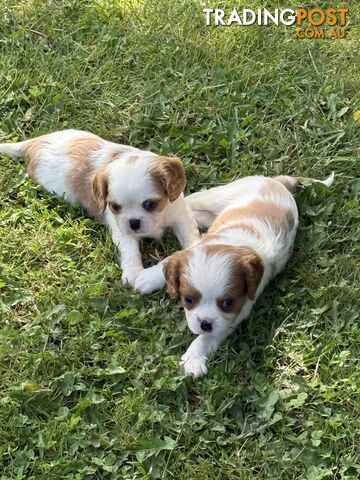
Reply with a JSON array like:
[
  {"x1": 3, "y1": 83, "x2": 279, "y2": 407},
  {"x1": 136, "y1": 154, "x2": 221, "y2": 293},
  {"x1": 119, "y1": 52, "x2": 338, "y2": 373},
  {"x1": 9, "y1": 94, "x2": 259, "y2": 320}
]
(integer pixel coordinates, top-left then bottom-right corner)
[{"x1": 0, "y1": 129, "x2": 200, "y2": 289}]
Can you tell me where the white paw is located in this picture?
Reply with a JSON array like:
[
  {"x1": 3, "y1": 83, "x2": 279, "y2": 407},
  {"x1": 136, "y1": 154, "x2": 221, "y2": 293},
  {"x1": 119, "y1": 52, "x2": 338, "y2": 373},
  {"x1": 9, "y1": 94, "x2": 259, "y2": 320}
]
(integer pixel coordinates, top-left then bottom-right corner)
[
  {"x1": 121, "y1": 267, "x2": 142, "y2": 289},
  {"x1": 134, "y1": 266, "x2": 165, "y2": 294},
  {"x1": 180, "y1": 354, "x2": 208, "y2": 378}
]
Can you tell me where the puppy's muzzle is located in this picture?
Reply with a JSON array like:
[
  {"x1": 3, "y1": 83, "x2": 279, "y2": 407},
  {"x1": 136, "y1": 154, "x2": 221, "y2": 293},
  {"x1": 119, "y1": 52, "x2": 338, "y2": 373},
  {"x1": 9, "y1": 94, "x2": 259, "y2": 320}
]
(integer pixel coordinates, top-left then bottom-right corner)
[
  {"x1": 129, "y1": 219, "x2": 141, "y2": 231},
  {"x1": 200, "y1": 320, "x2": 213, "y2": 332}
]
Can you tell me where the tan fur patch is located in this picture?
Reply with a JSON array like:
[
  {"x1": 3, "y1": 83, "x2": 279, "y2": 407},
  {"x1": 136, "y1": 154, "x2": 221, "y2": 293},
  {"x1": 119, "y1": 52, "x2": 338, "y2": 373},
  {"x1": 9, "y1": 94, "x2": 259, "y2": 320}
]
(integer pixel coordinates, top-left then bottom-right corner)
[
  {"x1": 204, "y1": 244, "x2": 264, "y2": 301},
  {"x1": 110, "y1": 146, "x2": 131, "y2": 162},
  {"x1": 156, "y1": 196, "x2": 168, "y2": 213},
  {"x1": 208, "y1": 208, "x2": 245, "y2": 233},
  {"x1": 209, "y1": 200, "x2": 294, "y2": 236},
  {"x1": 65, "y1": 137, "x2": 104, "y2": 217},
  {"x1": 147, "y1": 172, "x2": 169, "y2": 213},
  {"x1": 150, "y1": 156, "x2": 186, "y2": 202},
  {"x1": 126, "y1": 154, "x2": 139, "y2": 164},
  {"x1": 67, "y1": 137, "x2": 103, "y2": 164},
  {"x1": 164, "y1": 249, "x2": 202, "y2": 308},
  {"x1": 216, "y1": 279, "x2": 247, "y2": 315},
  {"x1": 163, "y1": 250, "x2": 191, "y2": 298},
  {"x1": 148, "y1": 196, "x2": 168, "y2": 213},
  {"x1": 179, "y1": 280, "x2": 202, "y2": 310},
  {"x1": 229, "y1": 246, "x2": 264, "y2": 300},
  {"x1": 23, "y1": 134, "x2": 51, "y2": 181},
  {"x1": 91, "y1": 166, "x2": 108, "y2": 218},
  {"x1": 23, "y1": 134, "x2": 51, "y2": 160},
  {"x1": 209, "y1": 221, "x2": 260, "y2": 238}
]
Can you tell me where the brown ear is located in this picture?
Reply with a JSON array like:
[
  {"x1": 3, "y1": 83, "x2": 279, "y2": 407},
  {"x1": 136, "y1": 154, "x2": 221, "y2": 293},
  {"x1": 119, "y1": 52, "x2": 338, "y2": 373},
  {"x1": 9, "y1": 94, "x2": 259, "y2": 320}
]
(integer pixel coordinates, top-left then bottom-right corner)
[
  {"x1": 163, "y1": 250, "x2": 189, "y2": 298},
  {"x1": 155, "y1": 156, "x2": 186, "y2": 202},
  {"x1": 92, "y1": 167, "x2": 108, "y2": 216},
  {"x1": 234, "y1": 247, "x2": 264, "y2": 300}
]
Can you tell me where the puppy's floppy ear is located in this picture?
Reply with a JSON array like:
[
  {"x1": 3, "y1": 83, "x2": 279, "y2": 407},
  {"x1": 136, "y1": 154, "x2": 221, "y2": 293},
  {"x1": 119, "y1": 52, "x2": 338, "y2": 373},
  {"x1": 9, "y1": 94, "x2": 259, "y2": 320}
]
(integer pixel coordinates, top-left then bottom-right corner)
[
  {"x1": 92, "y1": 166, "x2": 108, "y2": 216},
  {"x1": 154, "y1": 156, "x2": 186, "y2": 202},
  {"x1": 234, "y1": 247, "x2": 264, "y2": 300},
  {"x1": 163, "y1": 250, "x2": 189, "y2": 298}
]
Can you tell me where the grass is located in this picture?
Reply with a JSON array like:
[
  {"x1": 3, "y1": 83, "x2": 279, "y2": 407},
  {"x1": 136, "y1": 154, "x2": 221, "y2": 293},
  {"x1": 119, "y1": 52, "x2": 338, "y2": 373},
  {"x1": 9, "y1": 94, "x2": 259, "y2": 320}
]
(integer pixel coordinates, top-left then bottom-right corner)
[{"x1": 0, "y1": 0, "x2": 359, "y2": 478}]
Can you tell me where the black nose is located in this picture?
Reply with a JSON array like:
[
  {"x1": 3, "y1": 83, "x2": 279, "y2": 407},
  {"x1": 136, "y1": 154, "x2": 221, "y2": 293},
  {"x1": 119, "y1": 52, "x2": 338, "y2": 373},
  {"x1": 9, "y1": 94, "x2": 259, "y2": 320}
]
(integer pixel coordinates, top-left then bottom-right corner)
[
  {"x1": 200, "y1": 320, "x2": 213, "y2": 332},
  {"x1": 129, "y1": 219, "x2": 141, "y2": 231}
]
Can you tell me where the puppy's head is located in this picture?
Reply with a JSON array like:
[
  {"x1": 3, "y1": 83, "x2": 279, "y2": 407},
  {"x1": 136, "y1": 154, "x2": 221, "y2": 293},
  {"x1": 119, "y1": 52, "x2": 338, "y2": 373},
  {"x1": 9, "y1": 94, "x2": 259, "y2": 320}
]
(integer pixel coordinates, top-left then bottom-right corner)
[
  {"x1": 92, "y1": 152, "x2": 185, "y2": 237},
  {"x1": 164, "y1": 244, "x2": 264, "y2": 336}
]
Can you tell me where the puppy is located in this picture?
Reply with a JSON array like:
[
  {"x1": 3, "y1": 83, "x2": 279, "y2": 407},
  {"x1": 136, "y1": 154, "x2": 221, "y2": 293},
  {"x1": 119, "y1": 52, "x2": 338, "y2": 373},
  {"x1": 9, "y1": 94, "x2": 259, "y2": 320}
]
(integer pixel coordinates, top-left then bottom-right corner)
[
  {"x1": 162, "y1": 173, "x2": 334, "y2": 378},
  {"x1": 0, "y1": 129, "x2": 199, "y2": 288}
]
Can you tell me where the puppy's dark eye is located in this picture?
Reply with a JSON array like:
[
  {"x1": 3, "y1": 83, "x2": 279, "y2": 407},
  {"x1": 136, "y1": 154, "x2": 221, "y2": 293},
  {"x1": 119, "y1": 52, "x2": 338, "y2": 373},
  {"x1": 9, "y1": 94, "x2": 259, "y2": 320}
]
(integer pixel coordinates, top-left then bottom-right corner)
[
  {"x1": 142, "y1": 200, "x2": 157, "y2": 211},
  {"x1": 221, "y1": 298, "x2": 235, "y2": 310},
  {"x1": 184, "y1": 295, "x2": 193, "y2": 304},
  {"x1": 110, "y1": 203, "x2": 122, "y2": 214}
]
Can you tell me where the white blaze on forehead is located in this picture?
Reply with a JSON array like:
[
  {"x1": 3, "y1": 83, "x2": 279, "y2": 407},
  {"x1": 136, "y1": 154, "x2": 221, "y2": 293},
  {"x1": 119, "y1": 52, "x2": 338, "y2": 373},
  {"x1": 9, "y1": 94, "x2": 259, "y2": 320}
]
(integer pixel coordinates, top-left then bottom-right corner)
[
  {"x1": 107, "y1": 154, "x2": 158, "y2": 203},
  {"x1": 186, "y1": 247, "x2": 233, "y2": 301}
]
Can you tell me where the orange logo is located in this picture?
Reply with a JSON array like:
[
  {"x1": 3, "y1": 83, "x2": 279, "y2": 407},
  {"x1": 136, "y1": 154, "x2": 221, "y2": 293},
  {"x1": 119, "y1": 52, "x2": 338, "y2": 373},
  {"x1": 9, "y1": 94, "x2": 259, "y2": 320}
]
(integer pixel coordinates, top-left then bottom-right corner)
[{"x1": 296, "y1": 7, "x2": 349, "y2": 39}]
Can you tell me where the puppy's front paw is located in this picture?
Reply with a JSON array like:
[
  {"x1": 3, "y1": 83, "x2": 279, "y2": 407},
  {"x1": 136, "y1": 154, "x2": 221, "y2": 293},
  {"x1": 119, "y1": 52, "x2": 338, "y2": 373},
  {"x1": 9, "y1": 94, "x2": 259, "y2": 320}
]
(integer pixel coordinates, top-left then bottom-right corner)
[
  {"x1": 134, "y1": 265, "x2": 165, "y2": 294},
  {"x1": 121, "y1": 267, "x2": 142, "y2": 289},
  {"x1": 134, "y1": 270, "x2": 156, "y2": 295},
  {"x1": 180, "y1": 354, "x2": 208, "y2": 378}
]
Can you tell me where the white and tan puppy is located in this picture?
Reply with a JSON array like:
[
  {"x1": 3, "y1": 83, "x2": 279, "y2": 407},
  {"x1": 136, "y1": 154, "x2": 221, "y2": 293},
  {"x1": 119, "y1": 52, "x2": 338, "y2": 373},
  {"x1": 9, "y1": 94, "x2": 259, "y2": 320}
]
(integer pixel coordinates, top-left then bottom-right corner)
[
  {"x1": 0, "y1": 129, "x2": 199, "y2": 288},
  {"x1": 161, "y1": 173, "x2": 334, "y2": 378}
]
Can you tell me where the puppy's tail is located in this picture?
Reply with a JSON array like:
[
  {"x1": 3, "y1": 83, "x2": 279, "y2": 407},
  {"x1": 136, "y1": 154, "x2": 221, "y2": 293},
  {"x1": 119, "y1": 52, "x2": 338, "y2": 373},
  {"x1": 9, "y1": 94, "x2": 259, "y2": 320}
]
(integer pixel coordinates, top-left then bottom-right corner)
[
  {"x1": 275, "y1": 172, "x2": 335, "y2": 193},
  {"x1": 0, "y1": 141, "x2": 28, "y2": 157}
]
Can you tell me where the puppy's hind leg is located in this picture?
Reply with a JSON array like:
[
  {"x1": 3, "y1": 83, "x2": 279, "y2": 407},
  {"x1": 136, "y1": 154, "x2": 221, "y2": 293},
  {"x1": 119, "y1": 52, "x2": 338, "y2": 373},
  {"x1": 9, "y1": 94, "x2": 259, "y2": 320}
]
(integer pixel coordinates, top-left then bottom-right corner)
[
  {"x1": 192, "y1": 209, "x2": 216, "y2": 229},
  {"x1": 185, "y1": 191, "x2": 217, "y2": 228},
  {"x1": 185, "y1": 189, "x2": 225, "y2": 228}
]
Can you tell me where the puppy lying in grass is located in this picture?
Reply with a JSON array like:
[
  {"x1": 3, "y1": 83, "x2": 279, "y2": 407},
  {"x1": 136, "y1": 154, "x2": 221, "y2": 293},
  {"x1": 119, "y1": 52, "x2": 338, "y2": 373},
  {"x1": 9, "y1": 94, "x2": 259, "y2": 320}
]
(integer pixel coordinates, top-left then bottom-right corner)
[
  {"x1": 156, "y1": 173, "x2": 333, "y2": 378},
  {"x1": 0, "y1": 129, "x2": 199, "y2": 289}
]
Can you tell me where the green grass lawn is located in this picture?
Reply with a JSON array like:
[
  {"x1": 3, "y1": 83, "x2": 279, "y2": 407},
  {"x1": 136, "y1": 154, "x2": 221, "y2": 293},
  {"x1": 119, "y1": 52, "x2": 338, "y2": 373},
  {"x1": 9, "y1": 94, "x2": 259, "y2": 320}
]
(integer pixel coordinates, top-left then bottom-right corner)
[{"x1": 0, "y1": 1, "x2": 359, "y2": 478}]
